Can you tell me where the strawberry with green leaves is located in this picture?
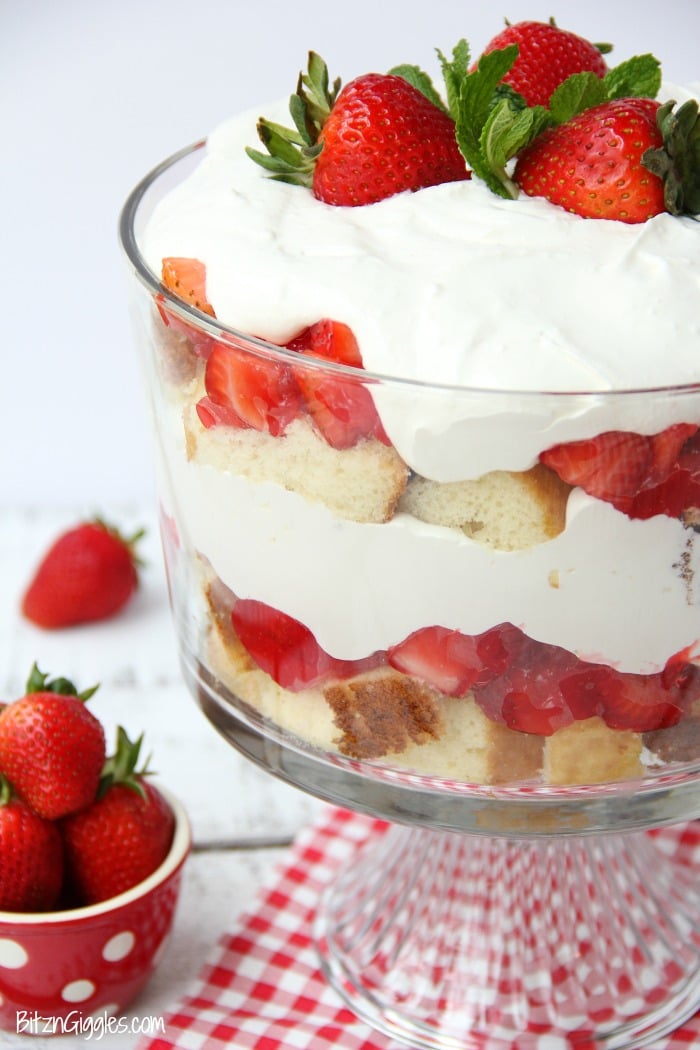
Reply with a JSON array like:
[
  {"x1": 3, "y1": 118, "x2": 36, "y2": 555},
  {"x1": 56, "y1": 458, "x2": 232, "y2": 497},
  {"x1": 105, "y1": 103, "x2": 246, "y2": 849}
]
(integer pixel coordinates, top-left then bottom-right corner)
[
  {"x1": 441, "y1": 36, "x2": 700, "y2": 222},
  {"x1": 515, "y1": 97, "x2": 674, "y2": 222},
  {"x1": 22, "y1": 518, "x2": 144, "y2": 629},
  {"x1": 61, "y1": 728, "x2": 175, "y2": 905},
  {"x1": 0, "y1": 665, "x2": 105, "y2": 821},
  {"x1": 478, "y1": 18, "x2": 610, "y2": 107},
  {"x1": 247, "y1": 52, "x2": 470, "y2": 206}
]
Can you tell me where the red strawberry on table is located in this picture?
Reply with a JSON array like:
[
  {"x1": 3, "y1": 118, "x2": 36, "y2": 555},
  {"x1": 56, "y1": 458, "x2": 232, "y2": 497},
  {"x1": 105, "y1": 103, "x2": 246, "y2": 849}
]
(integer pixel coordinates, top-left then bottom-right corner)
[
  {"x1": 61, "y1": 727, "x2": 175, "y2": 905},
  {"x1": 22, "y1": 518, "x2": 143, "y2": 629},
  {"x1": 0, "y1": 665, "x2": 105, "y2": 820},
  {"x1": 0, "y1": 777, "x2": 63, "y2": 912},
  {"x1": 247, "y1": 52, "x2": 469, "y2": 206},
  {"x1": 478, "y1": 19, "x2": 609, "y2": 107}
]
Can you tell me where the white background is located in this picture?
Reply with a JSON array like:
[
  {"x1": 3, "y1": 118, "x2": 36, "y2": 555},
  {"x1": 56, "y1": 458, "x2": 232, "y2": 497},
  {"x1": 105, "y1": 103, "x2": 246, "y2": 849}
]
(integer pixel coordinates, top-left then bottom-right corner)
[{"x1": 3, "y1": 0, "x2": 699, "y2": 511}]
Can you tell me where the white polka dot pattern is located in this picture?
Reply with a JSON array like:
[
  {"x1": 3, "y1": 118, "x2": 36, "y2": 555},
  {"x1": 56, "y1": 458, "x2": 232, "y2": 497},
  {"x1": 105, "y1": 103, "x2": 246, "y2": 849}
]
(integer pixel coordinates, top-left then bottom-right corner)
[
  {"x1": 102, "y1": 930, "x2": 135, "y2": 962},
  {"x1": 0, "y1": 939, "x2": 28, "y2": 969},
  {"x1": 61, "y1": 979, "x2": 96, "y2": 1003}
]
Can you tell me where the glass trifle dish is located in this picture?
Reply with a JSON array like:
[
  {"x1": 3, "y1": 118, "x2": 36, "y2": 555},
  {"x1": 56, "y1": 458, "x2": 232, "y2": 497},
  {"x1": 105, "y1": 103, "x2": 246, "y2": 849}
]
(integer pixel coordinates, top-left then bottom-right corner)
[{"x1": 121, "y1": 23, "x2": 700, "y2": 1049}]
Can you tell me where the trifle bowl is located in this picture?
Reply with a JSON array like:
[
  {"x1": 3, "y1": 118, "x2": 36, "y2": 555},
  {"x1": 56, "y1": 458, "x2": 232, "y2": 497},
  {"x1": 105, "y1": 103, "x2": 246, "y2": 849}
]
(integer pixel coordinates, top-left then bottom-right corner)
[{"x1": 120, "y1": 33, "x2": 700, "y2": 1049}]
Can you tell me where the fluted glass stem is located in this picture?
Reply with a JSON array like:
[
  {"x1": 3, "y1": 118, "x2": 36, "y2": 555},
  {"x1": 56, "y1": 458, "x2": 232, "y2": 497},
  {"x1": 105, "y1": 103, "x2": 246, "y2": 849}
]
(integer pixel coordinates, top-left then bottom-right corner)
[{"x1": 317, "y1": 825, "x2": 700, "y2": 1049}]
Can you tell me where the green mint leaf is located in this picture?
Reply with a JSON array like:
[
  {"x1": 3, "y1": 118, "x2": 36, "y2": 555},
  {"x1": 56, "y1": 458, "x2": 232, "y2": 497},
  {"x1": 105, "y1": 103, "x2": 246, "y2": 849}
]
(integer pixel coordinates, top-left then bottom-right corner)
[
  {"x1": 450, "y1": 44, "x2": 521, "y2": 197},
  {"x1": 437, "y1": 38, "x2": 472, "y2": 120},
  {"x1": 604, "y1": 54, "x2": 662, "y2": 101},
  {"x1": 389, "y1": 64, "x2": 447, "y2": 112},
  {"x1": 548, "y1": 71, "x2": 608, "y2": 124},
  {"x1": 481, "y1": 101, "x2": 553, "y2": 197}
]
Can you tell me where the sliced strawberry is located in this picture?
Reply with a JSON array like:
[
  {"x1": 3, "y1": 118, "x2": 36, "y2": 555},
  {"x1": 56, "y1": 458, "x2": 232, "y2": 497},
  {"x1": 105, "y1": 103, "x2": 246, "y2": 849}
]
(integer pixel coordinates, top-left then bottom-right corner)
[
  {"x1": 196, "y1": 395, "x2": 251, "y2": 431},
  {"x1": 472, "y1": 635, "x2": 579, "y2": 736},
  {"x1": 626, "y1": 428, "x2": 700, "y2": 519},
  {"x1": 158, "y1": 257, "x2": 216, "y2": 359},
  {"x1": 561, "y1": 663, "x2": 693, "y2": 732},
  {"x1": 540, "y1": 423, "x2": 699, "y2": 518},
  {"x1": 289, "y1": 320, "x2": 390, "y2": 450},
  {"x1": 231, "y1": 599, "x2": 384, "y2": 690},
  {"x1": 162, "y1": 257, "x2": 214, "y2": 316},
  {"x1": 204, "y1": 342, "x2": 303, "y2": 436},
  {"x1": 388, "y1": 626, "x2": 484, "y2": 697}
]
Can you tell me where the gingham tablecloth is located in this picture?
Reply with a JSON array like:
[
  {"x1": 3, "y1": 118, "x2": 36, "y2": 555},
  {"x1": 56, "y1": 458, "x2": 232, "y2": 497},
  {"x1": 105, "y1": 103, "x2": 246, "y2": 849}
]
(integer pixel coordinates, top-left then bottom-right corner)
[{"x1": 140, "y1": 808, "x2": 700, "y2": 1050}]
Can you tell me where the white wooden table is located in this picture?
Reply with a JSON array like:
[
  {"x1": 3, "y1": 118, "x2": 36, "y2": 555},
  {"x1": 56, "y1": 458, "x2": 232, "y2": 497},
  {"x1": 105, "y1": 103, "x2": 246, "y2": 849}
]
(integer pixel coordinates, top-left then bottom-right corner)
[{"x1": 0, "y1": 506, "x2": 326, "y2": 1048}]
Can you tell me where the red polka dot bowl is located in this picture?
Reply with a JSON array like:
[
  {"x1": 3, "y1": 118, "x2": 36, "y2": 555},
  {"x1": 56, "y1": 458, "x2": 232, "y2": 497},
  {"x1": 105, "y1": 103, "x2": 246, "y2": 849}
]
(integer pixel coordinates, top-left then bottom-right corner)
[{"x1": 0, "y1": 786, "x2": 190, "y2": 1033}]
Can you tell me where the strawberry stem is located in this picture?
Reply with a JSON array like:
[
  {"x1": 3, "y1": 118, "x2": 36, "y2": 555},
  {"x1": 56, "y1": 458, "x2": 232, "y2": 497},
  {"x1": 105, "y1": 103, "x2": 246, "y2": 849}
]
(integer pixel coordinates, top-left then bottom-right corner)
[
  {"x1": 25, "y1": 662, "x2": 99, "y2": 703},
  {"x1": 643, "y1": 98, "x2": 700, "y2": 216},
  {"x1": 246, "y1": 51, "x2": 340, "y2": 187},
  {"x1": 98, "y1": 726, "x2": 153, "y2": 800}
]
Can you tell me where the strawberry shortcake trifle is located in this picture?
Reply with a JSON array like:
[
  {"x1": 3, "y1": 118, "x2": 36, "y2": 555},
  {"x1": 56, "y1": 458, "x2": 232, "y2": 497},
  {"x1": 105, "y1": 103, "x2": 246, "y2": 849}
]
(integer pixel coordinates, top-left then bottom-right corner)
[{"x1": 137, "y1": 21, "x2": 700, "y2": 788}]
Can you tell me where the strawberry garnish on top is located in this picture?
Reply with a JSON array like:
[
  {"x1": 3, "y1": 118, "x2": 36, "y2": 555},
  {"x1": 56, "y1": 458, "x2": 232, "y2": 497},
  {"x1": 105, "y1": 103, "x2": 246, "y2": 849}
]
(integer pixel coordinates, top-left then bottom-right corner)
[
  {"x1": 443, "y1": 36, "x2": 700, "y2": 222},
  {"x1": 479, "y1": 18, "x2": 610, "y2": 107},
  {"x1": 246, "y1": 52, "x2": 469, "y2": 206},
  {"x1": 515, "y1": 97, "x2": 666, "y2": 222}
]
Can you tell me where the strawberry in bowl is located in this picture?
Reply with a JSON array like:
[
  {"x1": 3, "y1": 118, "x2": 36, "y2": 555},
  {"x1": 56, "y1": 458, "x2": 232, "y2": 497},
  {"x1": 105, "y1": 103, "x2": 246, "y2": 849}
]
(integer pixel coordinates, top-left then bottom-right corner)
[{"x1": 0, "y1": 668, "x2": 190, "y2": 1028}]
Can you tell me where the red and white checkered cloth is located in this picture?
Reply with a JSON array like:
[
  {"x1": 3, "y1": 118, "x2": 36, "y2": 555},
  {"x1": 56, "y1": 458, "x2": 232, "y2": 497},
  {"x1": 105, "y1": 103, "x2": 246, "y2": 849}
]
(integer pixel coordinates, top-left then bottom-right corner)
[{"x1": 141, "y1": 808, "x2": 700, "y2": 1050}]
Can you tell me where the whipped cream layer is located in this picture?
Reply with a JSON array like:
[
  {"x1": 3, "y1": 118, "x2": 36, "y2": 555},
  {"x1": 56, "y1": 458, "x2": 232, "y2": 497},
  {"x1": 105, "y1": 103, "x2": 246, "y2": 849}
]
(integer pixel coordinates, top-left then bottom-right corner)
[
  {"x1": 142, "y1": 87, "x2": 700, "y2": 479},
  {"x1": 159, "y1": 421, "x2": 699, "y2": 674}
]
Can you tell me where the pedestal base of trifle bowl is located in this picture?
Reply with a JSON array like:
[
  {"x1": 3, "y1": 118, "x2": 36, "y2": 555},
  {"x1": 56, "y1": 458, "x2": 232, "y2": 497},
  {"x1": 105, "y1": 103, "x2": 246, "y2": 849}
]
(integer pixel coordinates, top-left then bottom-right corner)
[
  {"x1": 316, "y1": 824, "x2": 700, "y2": 1050},
  {"x1": 188, "y1": 654, "x2": 700, "y2": 1050}
]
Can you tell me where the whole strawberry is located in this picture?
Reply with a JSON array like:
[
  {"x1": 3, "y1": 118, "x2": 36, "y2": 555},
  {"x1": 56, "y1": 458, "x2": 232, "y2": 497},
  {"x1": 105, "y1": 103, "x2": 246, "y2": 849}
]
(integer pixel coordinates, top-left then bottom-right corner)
[
  {"x1": 0, "y1": 777, "x2": 63, "y2": 912},
  {"x1": 247, "y1": 52, "x2": 469, "y2": 206},
  {"x1": 61, "y1": 728, "x2": 175, "y2": 905},
  {"x1": 22, "y1": 518, "x2": 143, "y2": 629},
  {"x1": 479, "y1": 19, "x2": 610, "y2": 107},
  {"x1": 0, "y1": 665, "x2": 105, "y2": 820},
  {"x1": 515, "y1": 97, "x2": 667, "y2": 223}
]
